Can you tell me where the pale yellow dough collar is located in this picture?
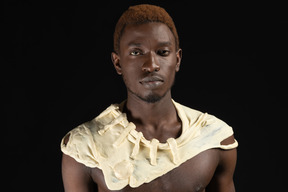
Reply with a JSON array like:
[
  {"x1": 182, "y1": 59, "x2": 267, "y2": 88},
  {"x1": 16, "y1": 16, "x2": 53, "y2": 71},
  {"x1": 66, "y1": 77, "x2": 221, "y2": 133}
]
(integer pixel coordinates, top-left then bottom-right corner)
[{"x1": 61, "y1": 100, "x2": 238, "y2": 190}]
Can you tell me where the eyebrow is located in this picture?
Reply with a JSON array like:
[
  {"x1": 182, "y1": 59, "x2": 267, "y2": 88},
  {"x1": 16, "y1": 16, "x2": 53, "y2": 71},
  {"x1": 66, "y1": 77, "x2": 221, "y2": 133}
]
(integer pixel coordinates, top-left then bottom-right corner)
[
  {"x1": 128, "y1": 42, "x2": 142, "y2": 47},
  {"x1": 127, "y1": 41, "x2": 173, "y2": 47},
  {"x1": 158, "y1": 41, "x2": 172, "y2": 47}
]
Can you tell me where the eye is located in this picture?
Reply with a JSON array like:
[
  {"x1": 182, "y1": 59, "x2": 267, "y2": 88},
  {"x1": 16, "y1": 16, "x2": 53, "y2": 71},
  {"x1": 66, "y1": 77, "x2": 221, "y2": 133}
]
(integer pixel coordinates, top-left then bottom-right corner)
[
  {"x1": 157, "y1": 49, "x2": 170, "y2": 56},
  {"x1": 129, "y1": 49, "x2": 142, "y2": 56}
]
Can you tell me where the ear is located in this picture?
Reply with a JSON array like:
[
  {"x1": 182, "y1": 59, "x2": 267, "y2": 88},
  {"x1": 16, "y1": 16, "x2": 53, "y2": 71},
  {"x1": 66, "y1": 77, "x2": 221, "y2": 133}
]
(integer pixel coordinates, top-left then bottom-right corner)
[
  {"x1": 175, "y1": 48, "x2": 182, "y2": 72},
  {"x1": 111, "y1": 52, "x2": 122, "y2": 75}
]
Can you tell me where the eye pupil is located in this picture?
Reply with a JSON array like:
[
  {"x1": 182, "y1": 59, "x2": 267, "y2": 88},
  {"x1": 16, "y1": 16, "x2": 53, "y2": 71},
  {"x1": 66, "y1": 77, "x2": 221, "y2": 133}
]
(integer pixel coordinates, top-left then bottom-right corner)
[
  {"x1": 130, "y1": 51, "x2": 140, "y2": 56},
  {"x1": 158, "y1": 50, "x2": 170, "y2": 56}
]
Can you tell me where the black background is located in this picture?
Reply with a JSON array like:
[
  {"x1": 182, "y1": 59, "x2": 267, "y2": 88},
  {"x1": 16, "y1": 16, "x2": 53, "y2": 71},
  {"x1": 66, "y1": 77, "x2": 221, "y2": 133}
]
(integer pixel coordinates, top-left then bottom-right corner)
[{"x1": 5, "y1": 1, "x2": 287, "y2": 191}]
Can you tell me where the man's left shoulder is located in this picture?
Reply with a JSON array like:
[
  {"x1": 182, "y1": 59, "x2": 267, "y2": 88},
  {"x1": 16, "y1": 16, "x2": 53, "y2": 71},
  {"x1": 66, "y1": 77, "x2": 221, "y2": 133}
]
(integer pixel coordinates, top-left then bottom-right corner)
[
  {"x1": 175, "y1": 101, "x2": 238, "y2": 149},
  {"x1": 175, "y1": 101, "x2": 229, "y2": 128}
]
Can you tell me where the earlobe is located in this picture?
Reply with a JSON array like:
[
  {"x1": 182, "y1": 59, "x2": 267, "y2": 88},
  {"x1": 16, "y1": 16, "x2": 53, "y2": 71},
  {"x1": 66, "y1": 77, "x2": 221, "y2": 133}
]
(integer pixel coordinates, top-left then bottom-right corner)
[
  {"x1": 111, "y1": 52, "x2": 122, "y2": 75},
  {"x1": 175, "y1": 49, "x2": 182, "y2": 72}
]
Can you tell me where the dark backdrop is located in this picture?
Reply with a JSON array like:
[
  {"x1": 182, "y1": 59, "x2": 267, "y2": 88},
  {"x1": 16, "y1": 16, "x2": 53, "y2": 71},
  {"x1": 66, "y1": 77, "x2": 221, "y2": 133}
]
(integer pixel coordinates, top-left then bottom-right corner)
[{"x1": 5, "y1": 1, "x2": 287, "y2": 191}]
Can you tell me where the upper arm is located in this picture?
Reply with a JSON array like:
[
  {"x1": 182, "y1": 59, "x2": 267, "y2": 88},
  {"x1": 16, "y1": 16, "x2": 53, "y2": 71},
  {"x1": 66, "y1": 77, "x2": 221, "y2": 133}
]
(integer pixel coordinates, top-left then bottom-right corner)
[
  {"x1": 206, "y1": 135, "x2": 237, "y2": 192},
  {"x1": 62, "y1": 153, "x2": 94, "y2": 192}
]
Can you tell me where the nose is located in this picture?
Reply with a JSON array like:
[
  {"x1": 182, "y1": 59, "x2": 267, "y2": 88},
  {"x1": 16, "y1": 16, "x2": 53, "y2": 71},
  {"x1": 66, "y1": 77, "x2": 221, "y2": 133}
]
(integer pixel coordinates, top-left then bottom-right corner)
[{"x1": 142, "y1": 52, "x2": 160, "y2": 73}]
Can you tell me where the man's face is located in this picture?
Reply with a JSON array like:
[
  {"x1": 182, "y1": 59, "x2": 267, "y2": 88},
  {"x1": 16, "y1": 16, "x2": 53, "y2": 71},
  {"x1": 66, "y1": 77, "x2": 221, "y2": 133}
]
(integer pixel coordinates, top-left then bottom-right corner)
[{"x1": 112, "y1": 22, "x2": 182, "y2": 103}]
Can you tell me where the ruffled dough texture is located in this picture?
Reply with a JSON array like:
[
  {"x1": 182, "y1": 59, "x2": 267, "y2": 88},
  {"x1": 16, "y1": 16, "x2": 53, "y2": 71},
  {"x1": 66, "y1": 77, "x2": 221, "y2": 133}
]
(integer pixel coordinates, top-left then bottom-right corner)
[{"x1": 61, "y1": 100, "x2": 238, "y2": 190}]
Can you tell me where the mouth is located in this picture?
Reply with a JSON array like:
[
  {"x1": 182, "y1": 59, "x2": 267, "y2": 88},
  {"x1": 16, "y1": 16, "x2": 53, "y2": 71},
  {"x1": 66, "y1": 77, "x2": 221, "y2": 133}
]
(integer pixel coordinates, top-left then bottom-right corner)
[{"x1": 139, "y1": 76, "x2": 164, "y2": 89}]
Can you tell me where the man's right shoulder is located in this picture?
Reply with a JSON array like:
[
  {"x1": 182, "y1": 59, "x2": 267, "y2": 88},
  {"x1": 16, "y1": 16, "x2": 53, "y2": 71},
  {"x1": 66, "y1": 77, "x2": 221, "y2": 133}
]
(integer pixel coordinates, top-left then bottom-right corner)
[
  {"x1": 60, "y1": 122, "x2": 100, "y2": 168},
  {"x1": 60, "y1": 103, "x2": 122, "y2": 168}
]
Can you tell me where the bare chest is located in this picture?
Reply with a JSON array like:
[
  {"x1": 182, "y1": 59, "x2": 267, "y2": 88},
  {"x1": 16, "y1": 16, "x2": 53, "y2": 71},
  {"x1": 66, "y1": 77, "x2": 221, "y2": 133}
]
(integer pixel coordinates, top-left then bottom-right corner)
[{"x1": 92, "y1": 149, "x2": 220, "y2": 192}]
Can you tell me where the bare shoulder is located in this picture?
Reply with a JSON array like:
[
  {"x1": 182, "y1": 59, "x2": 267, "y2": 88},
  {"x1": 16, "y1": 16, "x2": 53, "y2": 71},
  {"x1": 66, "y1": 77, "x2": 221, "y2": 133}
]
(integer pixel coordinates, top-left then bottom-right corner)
[
  {"x1": 220, "y1": 135, "x2": 237, "y2": 172},
  {"x1": 62, "y1": 135, "x2": 94, "y2": 192},
  {"x1": 219, "y1": 135, "x2": 237, "y2": 168},
  {"x1": 206, "y1": 135, "x2": 237, "y2": 192}
]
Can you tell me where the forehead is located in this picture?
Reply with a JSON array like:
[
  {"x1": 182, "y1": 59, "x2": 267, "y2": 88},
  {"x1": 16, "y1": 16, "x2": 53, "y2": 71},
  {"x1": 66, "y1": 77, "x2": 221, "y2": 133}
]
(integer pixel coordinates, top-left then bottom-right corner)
[{"x1": 120, "y1": 22, "x2": 175, "y2": 48}]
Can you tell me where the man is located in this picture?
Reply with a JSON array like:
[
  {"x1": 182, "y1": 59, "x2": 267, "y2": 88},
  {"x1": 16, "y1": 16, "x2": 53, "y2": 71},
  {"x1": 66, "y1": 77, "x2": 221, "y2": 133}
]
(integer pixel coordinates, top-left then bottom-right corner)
[{"x1": 61, "y1": 4, "x2": 238, "y2": 192}]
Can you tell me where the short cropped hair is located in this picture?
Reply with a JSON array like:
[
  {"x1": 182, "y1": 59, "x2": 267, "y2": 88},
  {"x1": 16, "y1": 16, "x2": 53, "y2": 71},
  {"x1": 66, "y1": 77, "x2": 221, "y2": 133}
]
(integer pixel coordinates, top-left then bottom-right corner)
[{"x1": 113, "y1": 4, "x2": 179, "y2": 53}]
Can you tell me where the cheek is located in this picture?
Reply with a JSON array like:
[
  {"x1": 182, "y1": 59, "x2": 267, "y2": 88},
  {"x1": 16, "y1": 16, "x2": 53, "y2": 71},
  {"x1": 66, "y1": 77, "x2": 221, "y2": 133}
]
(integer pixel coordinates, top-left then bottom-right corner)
[
  {"x1": 120, "y1": 58, "x2": 144, "y2": 80},
  {"x1": 162, "y1": 62, "x2": 177, "y2": 85},
  {"x1": 160, "y1": 58, "x2": 178, "y2": 74},
  {"x1": 121, "y1": 65, "x2": 140, "y2": 81},
  {"x1": 121, "y1": 64, "x2": 141, "y2": 88},
  {"x1": 159, "y1": 54, "x2": 178, "y2": 70}
]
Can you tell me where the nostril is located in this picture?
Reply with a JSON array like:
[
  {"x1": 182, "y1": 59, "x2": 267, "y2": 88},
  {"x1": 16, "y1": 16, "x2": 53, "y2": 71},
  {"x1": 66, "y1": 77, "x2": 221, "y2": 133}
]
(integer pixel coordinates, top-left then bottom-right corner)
[
  {"x1": 141, "y1": 52, "x2": 160, "y2": 72},
  {"x1": 142, "y1": 63, "x2": 160, "y2": 72},
  {"x1": 142, "y1": 65, "x2": 160, "y2": 73}
]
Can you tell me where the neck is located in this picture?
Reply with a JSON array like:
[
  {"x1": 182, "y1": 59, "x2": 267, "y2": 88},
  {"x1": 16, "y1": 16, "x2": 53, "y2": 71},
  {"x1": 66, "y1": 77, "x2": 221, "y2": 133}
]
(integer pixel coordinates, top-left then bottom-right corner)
[{"x1": 124, "y1": 91, "x2": 177, "y2": 128}]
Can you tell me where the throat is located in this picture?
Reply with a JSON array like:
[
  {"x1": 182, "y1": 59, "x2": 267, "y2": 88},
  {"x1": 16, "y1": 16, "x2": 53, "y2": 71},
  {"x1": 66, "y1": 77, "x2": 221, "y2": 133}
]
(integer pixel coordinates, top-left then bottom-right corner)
[
  {"x1": 124, "y1": 107, "x2": 182, "y2": 143},
  {"x1": 123, "y1": 97, "x2": 182, "y2": 143},
  {"x1": 137, "y1": 122, "x2": 182, "y2": 143}
]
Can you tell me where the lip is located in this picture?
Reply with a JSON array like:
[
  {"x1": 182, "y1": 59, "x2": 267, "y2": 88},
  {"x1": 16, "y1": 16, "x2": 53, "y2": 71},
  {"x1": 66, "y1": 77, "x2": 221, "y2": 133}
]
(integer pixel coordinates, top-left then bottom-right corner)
[{"x1": 139, "y1": 76, "x2": 164, "y2": 89}]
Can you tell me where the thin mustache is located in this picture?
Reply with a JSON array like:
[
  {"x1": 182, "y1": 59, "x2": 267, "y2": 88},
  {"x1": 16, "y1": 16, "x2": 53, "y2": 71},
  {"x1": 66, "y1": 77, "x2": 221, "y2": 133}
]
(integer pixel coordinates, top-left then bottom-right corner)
[{"x1": 140, "y1": 75, "x2": 164, "y2": 83}]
